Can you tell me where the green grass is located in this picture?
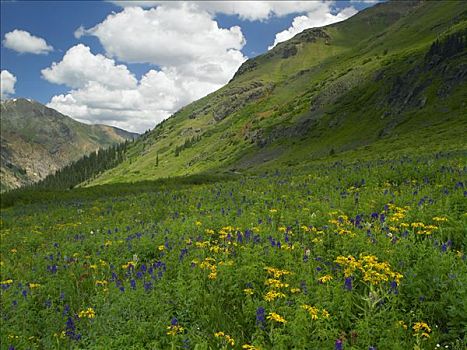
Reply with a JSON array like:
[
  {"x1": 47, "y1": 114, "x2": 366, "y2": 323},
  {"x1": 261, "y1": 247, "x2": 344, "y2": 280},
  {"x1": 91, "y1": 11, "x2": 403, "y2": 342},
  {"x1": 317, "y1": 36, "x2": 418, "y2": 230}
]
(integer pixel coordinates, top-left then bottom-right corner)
[
  {"x1": 87, "y1": 0, "x2": 467, "y2": 187},
  {"x1": 1, "y1": 151, "x2": 466, "y2": 349}
]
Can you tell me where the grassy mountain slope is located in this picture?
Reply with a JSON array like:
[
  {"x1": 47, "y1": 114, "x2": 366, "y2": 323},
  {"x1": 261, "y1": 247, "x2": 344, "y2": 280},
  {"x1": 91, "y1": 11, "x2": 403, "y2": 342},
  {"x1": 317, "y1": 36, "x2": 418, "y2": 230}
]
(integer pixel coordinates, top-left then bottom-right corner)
[
  {"x1": 0, "y1": 98, "x2": 138, "y2": 191},
  {"x1": 90, "y1": 0, "x2": 466, "y2": 186}
]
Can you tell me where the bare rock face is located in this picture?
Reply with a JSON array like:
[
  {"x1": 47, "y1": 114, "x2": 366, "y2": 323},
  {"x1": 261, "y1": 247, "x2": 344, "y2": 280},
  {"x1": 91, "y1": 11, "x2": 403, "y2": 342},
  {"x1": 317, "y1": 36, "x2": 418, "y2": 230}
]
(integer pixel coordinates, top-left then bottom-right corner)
[{"x1": 0, "y1": 98, "x2": 138, "y2": 191}]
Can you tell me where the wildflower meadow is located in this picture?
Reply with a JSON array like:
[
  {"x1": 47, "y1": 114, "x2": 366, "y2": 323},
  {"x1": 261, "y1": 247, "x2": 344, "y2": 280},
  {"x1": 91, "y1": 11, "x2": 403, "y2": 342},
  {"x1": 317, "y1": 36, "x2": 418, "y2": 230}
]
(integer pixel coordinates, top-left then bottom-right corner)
[{"x1": 1, "y1": 151, "x2": 466, "y2": 349}]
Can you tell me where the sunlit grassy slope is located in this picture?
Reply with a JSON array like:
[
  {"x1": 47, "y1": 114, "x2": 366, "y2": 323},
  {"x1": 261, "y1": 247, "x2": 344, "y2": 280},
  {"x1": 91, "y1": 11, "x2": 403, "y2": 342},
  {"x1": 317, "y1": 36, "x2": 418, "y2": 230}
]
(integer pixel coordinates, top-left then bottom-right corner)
[{"x1": 89, "y1": 0, "x2": 467, "y2": 186}]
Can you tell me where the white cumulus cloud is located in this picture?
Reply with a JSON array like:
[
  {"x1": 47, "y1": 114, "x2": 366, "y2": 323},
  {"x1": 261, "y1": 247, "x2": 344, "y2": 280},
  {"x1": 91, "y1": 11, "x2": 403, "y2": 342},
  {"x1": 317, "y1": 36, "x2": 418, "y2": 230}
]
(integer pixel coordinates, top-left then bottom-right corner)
[
  {"x1": 1, "y1": 70, "x2": 17, "y2": 99},
  {"x1": 41, "y1": 44, "x2": 137, "y2": 89},
  {"x1": 269, "y1": 5, "x2": 358, "y2": 49},
  {"x1": 80, "y1": 5, "x2": 246, "y2": 84},
  {"x1": 43, "y1": 44, "x2": 238, "y2": 132},
  {"x1": 3, "y1": 29, "x2": 53, "y2": 54},
  {"x1": 45, "y1": 4, "x2": 248, "y2": 133},
  {"x1": 110, "y1": 1, "x2": 342, "y2": 21}
]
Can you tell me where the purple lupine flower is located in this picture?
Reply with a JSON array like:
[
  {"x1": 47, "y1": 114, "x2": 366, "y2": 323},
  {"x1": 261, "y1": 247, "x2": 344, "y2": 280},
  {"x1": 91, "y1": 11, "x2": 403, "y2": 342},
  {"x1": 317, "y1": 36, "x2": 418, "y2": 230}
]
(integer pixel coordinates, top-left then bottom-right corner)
[
  {"x1": 179, "y1": 248, "x2": 189, "y2": 261},
  {"x1": 335, "y1": 339, "x2": 343, "y2": 350},
  {"x1": 244, "y1": 229, "x2": 251, "y2": 242},
  {"x1": 144, "y1": 282, "x2": 153, "y2": 292},
  {"x1": 47, "y1": 265, "x2": 58, "y2": 274},
  {"x1": 171, "y1": 317, "x2": 178, "y2": 326},
  {"x1": 256, "y1": 307, "x2": 266, "y2": 329},
  {"x1": 345, "y1": 277, "x2": 352, "y2": 291},
  {"x1": 300, "y1": 280, "x2": 308, "y2": 295},
  {"x1": 130, "y1": 279, "x2": 136, "y2": 290},
  {"x1": 389, "y1": 281, "x2": 398, "y2": 294}
]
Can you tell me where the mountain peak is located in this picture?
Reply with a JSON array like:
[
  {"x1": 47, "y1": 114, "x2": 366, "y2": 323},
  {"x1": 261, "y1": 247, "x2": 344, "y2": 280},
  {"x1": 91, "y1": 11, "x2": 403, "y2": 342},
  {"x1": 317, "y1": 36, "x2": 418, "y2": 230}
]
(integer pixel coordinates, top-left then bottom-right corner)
[{"x1": 1, "y1": 99, "x2": 137, "y2": 191}]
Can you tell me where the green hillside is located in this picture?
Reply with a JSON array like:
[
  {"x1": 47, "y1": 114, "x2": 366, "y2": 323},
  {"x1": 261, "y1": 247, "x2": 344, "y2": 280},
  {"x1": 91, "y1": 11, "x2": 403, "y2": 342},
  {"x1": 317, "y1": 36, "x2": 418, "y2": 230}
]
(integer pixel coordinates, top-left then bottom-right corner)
[
  {"x1": 88, "y1": 0, "x2": 467, "y2": 186},
  {"x1": 0, "y1": 98, "x2": 138, "y2": 191}
]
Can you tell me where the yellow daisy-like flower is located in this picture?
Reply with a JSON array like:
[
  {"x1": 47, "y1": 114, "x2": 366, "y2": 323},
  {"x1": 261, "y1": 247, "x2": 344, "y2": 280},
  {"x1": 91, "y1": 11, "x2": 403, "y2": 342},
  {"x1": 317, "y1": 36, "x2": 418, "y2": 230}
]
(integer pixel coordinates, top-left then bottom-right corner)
[
  {"x1": 167, "y1": 325, "x2": 184, "y2": 336},
  {"x1": 243, "y1": 288, "x2": 254, "y2": 295},
  {"x1": 432, "y1": 216, "x2": 448, "y2": 222},
  {"x1": 267, "y1": 312, "x2": 287, "y2": 324},
  {"x1": 264, "y1": 290, "x2": 286, "y2": 302},
  {"x1": 243, "y1": 345, "x2": 261, "y2": 350},
  {"x1": 78, "y1": 307, "x2": 96, "y2": 319},
  {"x1": 413, "y1": 322, "x2": 431, "y2": 333},
  {"x1": 318, "y1": 275, "x2": 333, "y2": 283},
  {"x1": 301, "y1": 304, "x2": 319, "y2": 320},
  {"x1": 215, "y1": 332, "x2": 235, "y2": 346}
]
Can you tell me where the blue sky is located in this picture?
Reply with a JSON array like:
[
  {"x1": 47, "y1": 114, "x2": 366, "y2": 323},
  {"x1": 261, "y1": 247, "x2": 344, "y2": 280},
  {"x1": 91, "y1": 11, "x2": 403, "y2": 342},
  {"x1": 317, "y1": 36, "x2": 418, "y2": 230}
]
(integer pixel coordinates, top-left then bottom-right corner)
[{"x1": 1, "y1": 1, "x2": 377, "y2": 132}]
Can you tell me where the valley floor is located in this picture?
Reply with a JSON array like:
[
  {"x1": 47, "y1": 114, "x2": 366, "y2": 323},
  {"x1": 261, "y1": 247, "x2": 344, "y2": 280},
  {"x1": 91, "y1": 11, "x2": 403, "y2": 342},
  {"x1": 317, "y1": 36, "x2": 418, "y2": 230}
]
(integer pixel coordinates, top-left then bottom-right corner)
[{"x1": 1, "y1": 151, "x2": 466, "y2": 349}]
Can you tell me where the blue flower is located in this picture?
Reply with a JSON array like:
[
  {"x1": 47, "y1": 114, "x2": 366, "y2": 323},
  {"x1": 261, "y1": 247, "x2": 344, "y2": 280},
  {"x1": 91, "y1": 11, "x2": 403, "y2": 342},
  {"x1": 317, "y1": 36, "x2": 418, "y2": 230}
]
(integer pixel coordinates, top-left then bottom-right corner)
[
  {"x1": 256, "y1": 307, "x2": 266, "y2": 329},
  {"x1": 345, "y1": 277, "x2": 353, "y2": 291}
]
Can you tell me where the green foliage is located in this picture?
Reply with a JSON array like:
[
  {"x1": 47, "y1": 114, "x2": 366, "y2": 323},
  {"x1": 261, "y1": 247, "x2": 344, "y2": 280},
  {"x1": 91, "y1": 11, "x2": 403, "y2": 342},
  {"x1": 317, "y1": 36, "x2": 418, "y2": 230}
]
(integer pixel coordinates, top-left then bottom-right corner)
[
  {"x1": 33, "y1": 141, "x2": 129, "y2": 191},
  {"x1": 1, "y1": 151, "x2": 466, "y2": 349}
]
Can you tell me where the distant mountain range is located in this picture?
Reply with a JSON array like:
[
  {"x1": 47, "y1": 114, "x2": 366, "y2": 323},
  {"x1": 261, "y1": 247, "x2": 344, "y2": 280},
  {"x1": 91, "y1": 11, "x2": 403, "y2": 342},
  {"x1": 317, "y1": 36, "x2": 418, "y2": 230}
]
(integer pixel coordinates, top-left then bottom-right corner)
[
  {"x1": 84, "y1": 0, "x2": 466, "y2": 186},
  {"x1": 0, "y1": 98, "x2": 138, "y2": 191}
]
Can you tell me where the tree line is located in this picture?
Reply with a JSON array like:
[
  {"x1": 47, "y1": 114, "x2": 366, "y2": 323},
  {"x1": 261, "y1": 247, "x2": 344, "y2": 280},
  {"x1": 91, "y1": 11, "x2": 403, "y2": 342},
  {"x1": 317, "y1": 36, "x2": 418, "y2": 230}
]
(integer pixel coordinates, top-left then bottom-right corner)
[{"x1": 29, "y1": 141, "x2": 130, "y2": 190}]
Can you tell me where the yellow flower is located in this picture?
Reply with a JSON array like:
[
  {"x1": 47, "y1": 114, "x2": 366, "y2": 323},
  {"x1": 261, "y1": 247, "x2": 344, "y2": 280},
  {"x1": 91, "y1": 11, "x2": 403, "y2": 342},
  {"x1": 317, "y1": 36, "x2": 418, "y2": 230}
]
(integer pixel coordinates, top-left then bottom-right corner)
[
  {"x1": 195, "y1": 221, "x2": 202, "y2": 226},
  {"x1": 215, "y1": 332, "x2": 235, "y2": 346},
  {"x1": 10, "y1": 248, "x2": 17, "y2": 253},
  {"x1": 265, "y1": 278, "x2": 289, "y2": 289},
  {"x1": 29, "y1": 283, "x2": 41, "y2": 288},
  {"x1": 301, "y1": 304, "x2": 319, "y2": 320},
  {"x1": 264, "y1": 267, "x2": 292, "y2": 278},
  {"x1": 78, "y1": 307, "x2": 95, "y2": 319},
  {"x1": 413, "y1": 322, "x2": 431, "y2": 333},
  {"x1": 122, "y1": 261, "x2": 137, "y2": 269},
  {"x1": 1, "y1": 279, "x2": 13, "y2": 285},
  {"x1": 264, "y1": 290, "x2": 286, "y2": 302},
  {"x1": 432, "y1": 216, "x2": 448, "y2": 222},
  {"x1": 267, "y1": 312, "x2": 287, "y2": 324},
  {"x1": 398, "y1": 320, "x2": 408, "y2": 330},
  {"x1": 290, "y1": 288, "x2": 301, "y2": 293},
  {"x1": 318, "y1": 275, "x2": 333, "y2": 283},
  {"x1": 243, "y1": 345, "x2": 261, "y2": 350},
  {"x1": 167, "y1": 325, "x2": 184, "y2": 336},
  {"x1": 95, "y1": 280, "x2": 108, "y2": 286},
  {"x1": 243, "y1": 288, "x2": 254, "y2": 295},
  {"x1": 269, "y1": 209, "x2": 278, "y2": 213},
  {"x1": 158, "y1": 245, "x2": 165, "y2": 251}
]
